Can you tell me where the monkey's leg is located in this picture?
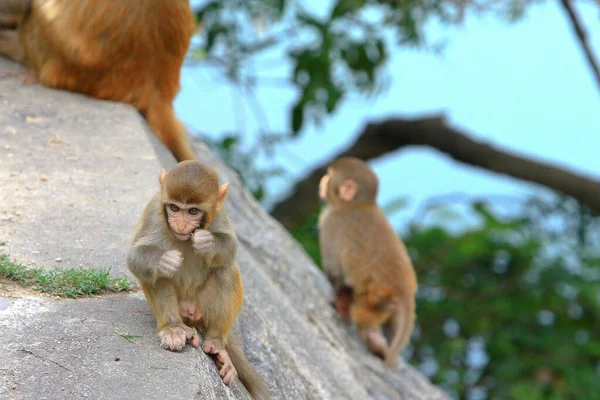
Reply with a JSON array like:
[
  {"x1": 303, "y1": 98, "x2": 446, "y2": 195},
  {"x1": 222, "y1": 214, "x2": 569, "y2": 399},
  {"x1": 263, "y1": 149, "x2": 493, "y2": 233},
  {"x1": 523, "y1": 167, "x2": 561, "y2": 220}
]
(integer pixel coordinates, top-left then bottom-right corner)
[
  {"x1": 0, "y1": 0, "x2": 30, "y2": 28},
  {"x1": 141, "y1": 280, "x2": 200, "y2": 351},
  {"x1": 142, "y1": 102, "x2": 199, "y2": 162},
  {"x1": 350, "y1": 301, "x2": 390, "y2": 360},
  {"x1": 194, "y1": 271, "x2": 242, "y2": 385},
  {"x1": 333, "y1": 286, "x2": 353, "y2": 322}
]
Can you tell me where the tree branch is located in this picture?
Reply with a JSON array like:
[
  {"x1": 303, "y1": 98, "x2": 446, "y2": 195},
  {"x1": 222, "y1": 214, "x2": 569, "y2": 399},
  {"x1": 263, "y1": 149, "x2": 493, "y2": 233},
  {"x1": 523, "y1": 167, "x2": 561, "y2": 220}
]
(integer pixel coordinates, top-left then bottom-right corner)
[
  {"x1": 559, "y1": 0, "x2": 600, "y2": 92},
  {"x1": 270, "y1": 115, "x2": 600, "y2": 230}
]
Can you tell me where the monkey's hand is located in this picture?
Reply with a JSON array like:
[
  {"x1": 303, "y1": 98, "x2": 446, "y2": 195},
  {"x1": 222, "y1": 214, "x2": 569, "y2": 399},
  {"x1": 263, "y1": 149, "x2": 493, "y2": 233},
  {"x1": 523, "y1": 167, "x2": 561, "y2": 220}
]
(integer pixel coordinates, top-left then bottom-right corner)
[
  {"x1": 192, "y1": 230, "x2": 214, "y2": 254},
  {"x1": 158, "y1": 250, "x2": 183, "y2": 278}
]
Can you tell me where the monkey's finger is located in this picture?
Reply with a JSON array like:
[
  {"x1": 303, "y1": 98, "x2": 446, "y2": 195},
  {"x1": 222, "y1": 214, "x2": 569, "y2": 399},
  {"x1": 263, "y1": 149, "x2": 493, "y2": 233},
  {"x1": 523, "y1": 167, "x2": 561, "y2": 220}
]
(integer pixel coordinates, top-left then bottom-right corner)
[
  {"x1": 185, "y1": 328, "x2": 200, "y2": 348},
  {"x1": 219, "y1": 363, "x2": 232, "y2": 378},
  {"x1": 192, "y1": 233, "x2": 209, "y2": 242},
  {"x1": 202, "y1": 341, "x2": 216, "y2": 354},
  {"x1": 165, "y1": 254, "x2": 182, "y2": 263},
  {"x1": 215, "y1": 349, "x2": 230, "y2": 365},
  {"x1": 193, "y1": 237, "x2": 213, "y2": 246},
  {"x1": 161, "y1": 270, "x2": 174, "y2": 278},
  {"x1": 160, "y1": 261, "x2": 176, "y2": 270},
  {"x1": 221, "y1": 365, "x2": 235, "y2": 385}
]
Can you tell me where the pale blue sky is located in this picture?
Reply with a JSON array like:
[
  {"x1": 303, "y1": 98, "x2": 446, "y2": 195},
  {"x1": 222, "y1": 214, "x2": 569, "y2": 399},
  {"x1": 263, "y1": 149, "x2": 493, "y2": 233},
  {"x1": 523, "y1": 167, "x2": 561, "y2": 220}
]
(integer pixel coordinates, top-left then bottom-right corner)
[{"x1": 175, "y1": 1, "x2": 600, "y2": 228}]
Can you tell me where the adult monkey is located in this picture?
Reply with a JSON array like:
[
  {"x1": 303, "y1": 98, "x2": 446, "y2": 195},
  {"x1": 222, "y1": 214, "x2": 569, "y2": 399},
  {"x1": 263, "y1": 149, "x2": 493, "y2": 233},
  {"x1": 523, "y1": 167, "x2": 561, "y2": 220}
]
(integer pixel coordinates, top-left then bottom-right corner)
[
  {"x1": 127, "y1": 160, "x2": 269, "y2": 399},
  {"x1": 0, "y1": 0, "x2": 198, "y2": 162},
  {"x1": 318, "y1": 157, "x2": 418, "y2": 368}
]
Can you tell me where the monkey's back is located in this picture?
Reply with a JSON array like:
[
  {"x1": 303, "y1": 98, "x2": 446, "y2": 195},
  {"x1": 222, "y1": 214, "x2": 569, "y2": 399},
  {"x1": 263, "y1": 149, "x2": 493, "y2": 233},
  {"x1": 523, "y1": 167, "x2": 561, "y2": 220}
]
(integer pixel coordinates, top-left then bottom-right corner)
[
  {"x1": 320, "y1": 204, "x2": 417, "y2": 301},
  {"x1": 19, "y1": 0, "x2": 196, "y2": 108}
]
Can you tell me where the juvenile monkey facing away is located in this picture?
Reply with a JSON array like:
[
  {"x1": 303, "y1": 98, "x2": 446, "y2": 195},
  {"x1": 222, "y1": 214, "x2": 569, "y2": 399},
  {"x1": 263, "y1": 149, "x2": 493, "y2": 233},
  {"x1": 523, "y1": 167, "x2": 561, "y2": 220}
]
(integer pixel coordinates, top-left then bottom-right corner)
[
  {"x1": 0, "y1": 0, "x2": 198, "y2": 162},
  {"x1": 127, "y1": 160, "x2": 268, "y2": 399},
  {"x1": 318, "y1": 157, "x2": 418, "y2": 368}
]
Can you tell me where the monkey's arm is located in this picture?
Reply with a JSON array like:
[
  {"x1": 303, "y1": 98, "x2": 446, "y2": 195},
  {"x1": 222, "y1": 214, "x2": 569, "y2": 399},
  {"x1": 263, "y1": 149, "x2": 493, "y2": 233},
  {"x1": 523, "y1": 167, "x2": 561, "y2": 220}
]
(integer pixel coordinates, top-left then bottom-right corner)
[
  {"x1": 207, "y1": 231, "x2": 237, "y2": 267},
  {"x1": 127, "y1": 197, "x2": 180, "y2": 283},
  {"x1": 127, "y1": 243, "x2": 166, "y2": 283},
  {"x1": 201, "y1": 210, "x2": 238, "y2": 268}
]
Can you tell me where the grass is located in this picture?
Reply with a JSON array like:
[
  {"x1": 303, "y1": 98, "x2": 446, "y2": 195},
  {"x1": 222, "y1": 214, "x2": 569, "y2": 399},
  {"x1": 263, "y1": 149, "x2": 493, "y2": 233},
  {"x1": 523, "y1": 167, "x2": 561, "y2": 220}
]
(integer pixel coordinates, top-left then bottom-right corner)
[
  {"x1": 0, "y1": 254, "x2": 134, "y2": 298},
  {"x1": 114, "y1": 328, "x2": 142, "y2": 344}
]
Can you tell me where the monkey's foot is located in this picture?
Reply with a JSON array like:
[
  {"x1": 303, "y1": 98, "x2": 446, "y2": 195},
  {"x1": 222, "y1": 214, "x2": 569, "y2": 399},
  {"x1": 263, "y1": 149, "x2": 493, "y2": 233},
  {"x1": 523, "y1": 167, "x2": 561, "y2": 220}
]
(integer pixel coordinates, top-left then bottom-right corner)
[
  {"x1": 179, "y1": 299, "x2": 203, "y2": 322},
  {"x1": 366, "y1": 330, "x2": 389, "y2": 360},
  {"x1": 158, "y1": 323, "x2": 200, "y2": 351},
  {"x1": 335, "y1": 297, "x2": 351, "y2": 322},
  {"x1": 0, "y1": 70, "x2": 37, "y2": 84},
  {"x1": 202, "y1": 340, "x2": 238, "y2": 385}
]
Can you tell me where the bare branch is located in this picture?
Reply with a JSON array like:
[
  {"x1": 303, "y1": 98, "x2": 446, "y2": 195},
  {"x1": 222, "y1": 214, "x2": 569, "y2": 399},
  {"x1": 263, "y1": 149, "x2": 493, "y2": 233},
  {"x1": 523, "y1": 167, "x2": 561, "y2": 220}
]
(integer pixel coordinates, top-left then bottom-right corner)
[
  {"x1": 559, "y1": 0, "x2": 600, "y2": 91},
  {"x1": 270, "y1": 115, "x2": 600, "y2": 230}
]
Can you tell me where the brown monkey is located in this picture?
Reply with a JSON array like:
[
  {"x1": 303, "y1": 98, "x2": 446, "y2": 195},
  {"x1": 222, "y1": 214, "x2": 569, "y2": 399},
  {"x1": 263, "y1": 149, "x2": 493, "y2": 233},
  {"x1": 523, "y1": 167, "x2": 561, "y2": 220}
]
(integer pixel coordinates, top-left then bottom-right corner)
[
  {"x1": 0, "y1": 0, "x2": 198, "y2": 162},
  {"x1": 318, "y1": 157, "x2": 418, "y2": 369},
  {"x1": 127, "y1": 160, "x2": 268, "y2": 399}
]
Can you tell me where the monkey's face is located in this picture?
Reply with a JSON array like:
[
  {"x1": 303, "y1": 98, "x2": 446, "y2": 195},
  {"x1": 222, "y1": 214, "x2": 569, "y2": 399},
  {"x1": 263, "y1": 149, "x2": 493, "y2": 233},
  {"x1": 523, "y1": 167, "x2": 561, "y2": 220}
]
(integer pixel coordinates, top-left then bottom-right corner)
[{"x1": 164, "y1": 203, "x2": 205, "y2": 241}]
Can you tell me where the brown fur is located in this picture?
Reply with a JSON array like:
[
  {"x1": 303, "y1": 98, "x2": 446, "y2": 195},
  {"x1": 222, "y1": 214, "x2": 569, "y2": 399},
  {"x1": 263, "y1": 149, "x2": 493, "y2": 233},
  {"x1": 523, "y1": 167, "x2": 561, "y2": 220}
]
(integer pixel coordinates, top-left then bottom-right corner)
[
  {"x1": 318, "y1": 157, "x2": 418, "y2": 368},
  {"x1": 127, "y1": 161, "x2": 269, "y2": 399},
  {"x1": 0, "y1": 0, "x2": 198, "y2": 161}
]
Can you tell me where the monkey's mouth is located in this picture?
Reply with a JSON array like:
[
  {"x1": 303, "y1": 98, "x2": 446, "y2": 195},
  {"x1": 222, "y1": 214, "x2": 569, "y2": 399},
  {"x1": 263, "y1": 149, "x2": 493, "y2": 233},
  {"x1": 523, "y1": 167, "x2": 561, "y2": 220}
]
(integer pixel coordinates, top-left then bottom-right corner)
[{"x1": 174, "y1": 232, "x2": 191, "y2": 241}]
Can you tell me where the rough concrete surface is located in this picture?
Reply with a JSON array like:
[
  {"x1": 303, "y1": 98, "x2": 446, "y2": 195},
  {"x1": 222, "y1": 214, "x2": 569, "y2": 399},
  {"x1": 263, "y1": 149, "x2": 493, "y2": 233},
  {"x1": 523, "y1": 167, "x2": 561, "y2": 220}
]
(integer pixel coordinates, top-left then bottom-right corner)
[{"x1": 0, "y1": 57, "x2": 450, "y2": 400}]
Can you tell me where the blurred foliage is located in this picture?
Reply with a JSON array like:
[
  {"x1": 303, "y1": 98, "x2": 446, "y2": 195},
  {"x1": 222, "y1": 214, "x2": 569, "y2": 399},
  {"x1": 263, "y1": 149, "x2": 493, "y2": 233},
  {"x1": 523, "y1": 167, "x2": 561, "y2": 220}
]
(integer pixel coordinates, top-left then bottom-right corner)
[
  {"x1": 292, "y1": 194, "x2": 600, "y2": 399},
  {"x1": 191, "y1": 0, "x2": 544, "y2": 205},
  {"x1": 204, "y1": 133, "x2": 287, "y2": 200},
  {"x1": 193, "y1": 0, "x2": 539, "y2": 135},
  {"x1": 191, "y1": 0, "x2": 543, "y2": 206}
]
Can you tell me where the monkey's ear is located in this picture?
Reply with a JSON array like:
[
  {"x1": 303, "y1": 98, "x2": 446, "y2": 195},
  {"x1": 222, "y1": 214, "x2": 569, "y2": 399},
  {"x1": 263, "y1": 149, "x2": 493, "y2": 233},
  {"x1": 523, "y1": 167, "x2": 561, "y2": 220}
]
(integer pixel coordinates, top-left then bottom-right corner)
[
  {"x1": 159, "y1": 169, "x2": 167, "y2": 185},
  {"x1": 216, "y1": 183, "x2": 230, "y2": 210},
  {"x1": 339, "y1": 179, "x2": 358, "y2": 202}
]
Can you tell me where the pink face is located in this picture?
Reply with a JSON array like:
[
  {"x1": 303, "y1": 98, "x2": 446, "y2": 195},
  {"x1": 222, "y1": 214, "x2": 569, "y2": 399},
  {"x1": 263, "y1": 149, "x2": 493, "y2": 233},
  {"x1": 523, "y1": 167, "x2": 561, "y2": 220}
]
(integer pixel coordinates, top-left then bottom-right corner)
[
  {"x1": 319, "y1": 172, "x2": 330, "y2": 201},
  {"x1": 165, "y1": 203, "x2": 205, "y2": 241}
]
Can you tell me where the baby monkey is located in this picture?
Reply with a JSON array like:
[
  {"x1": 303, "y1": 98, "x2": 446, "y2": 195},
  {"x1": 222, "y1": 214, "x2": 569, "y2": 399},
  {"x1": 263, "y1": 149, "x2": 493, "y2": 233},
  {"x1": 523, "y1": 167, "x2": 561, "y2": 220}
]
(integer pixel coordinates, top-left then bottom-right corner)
[
  {"x1": 318, "y1": 157, "x2": 418, "y2": 368},
  {"x1": 127, "y1": 160, "x2": 268, "y2": 399}
]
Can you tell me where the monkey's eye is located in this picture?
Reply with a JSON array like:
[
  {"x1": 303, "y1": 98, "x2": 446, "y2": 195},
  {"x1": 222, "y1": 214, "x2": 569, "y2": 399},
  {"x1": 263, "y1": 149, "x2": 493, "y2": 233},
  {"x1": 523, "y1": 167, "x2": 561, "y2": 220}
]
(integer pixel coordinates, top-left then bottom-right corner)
[
  {"x1": 169, "y1": 204, "x2": 179, "y2": 212},
  {"x1": 189, "y1": 208, "x2": 200, "y2": 215}
]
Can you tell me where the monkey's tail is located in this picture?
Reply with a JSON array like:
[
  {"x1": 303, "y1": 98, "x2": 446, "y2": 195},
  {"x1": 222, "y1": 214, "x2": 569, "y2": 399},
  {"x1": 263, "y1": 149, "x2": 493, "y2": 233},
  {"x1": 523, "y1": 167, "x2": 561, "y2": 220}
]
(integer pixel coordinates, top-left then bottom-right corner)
[
  {"x1": 142, "y1": 99, "x2": 198, "y2": 162},
  {"x1": 226, "y1": 335, "x2": 270, "y2": 400},
  {"x1": 385, "y1": 295, "x2": 415, "y2": 369}
]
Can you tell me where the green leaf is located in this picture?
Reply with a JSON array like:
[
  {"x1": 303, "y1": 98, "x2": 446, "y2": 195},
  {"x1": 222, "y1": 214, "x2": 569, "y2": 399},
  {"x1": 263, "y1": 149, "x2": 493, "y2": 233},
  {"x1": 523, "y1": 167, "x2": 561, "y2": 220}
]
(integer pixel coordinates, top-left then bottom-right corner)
[
  {"x1": 194, "y1": 1, "x2": 221, "y2": 24},
  {"x1": 297, "y1": 12, "x2": 325, "y2": 32},
  {"x1": 205, "y1": 24, "x2": 227, "y2": 52},
  {"x1": 330, "y1": 0, "x2": 366, "y2": 18},
  {"x1": 291, "y1": 100, "x2": 304, "y2": 134},
  {"x1": 221, "y1": 136, "x2": 239, "y2": 150},
  {"x1": 325, "y1": 83, "x2": 343, "y2": 113}
]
